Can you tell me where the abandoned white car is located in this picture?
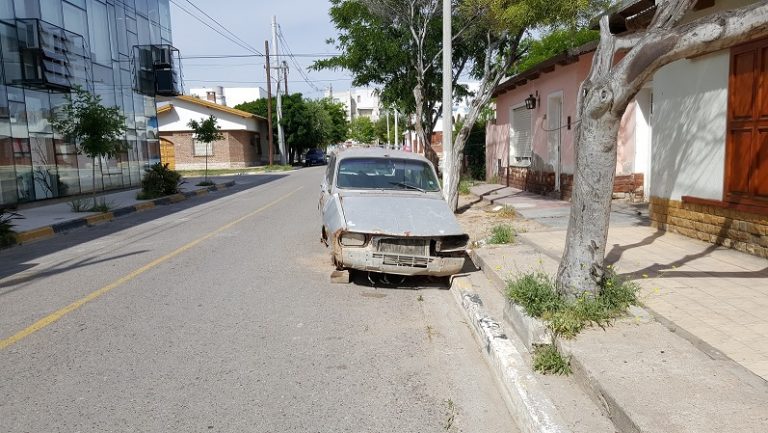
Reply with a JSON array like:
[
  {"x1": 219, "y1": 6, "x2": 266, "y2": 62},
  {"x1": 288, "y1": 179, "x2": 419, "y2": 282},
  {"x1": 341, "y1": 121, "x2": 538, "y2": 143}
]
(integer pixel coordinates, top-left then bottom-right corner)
[{"x1": 319, "y1": 148, "x2": 468, "y2": 278}]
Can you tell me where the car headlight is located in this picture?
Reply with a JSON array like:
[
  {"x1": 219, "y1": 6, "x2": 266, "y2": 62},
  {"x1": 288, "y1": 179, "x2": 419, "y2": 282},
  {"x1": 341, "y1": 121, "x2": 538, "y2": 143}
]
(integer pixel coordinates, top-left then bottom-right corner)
[
  {"x1": 339, "y1": 232, "x2": 367, "y2": 247},
  {"x1": 436, "y1": 235, "x2": 469, "y2": 252}
]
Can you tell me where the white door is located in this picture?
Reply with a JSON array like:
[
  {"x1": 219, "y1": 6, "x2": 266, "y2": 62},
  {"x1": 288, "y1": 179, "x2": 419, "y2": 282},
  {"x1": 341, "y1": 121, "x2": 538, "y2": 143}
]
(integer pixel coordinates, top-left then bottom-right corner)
[{"x1": 547, "y1": 93, "x2": 563, "y2": 191}]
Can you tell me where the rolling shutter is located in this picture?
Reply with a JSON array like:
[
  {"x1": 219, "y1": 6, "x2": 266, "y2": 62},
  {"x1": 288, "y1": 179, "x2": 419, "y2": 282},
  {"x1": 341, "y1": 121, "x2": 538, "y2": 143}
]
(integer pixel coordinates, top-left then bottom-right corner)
[{"x1": 510, "y1": 106, "x2": 532, "y2": 166}]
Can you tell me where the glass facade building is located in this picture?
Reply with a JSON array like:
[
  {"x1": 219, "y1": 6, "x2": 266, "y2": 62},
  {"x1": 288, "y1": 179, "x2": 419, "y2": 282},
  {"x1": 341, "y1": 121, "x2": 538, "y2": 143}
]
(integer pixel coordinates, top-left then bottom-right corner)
[{"x1": 0, "y1": 0, "x2": 176, "y2": 207}]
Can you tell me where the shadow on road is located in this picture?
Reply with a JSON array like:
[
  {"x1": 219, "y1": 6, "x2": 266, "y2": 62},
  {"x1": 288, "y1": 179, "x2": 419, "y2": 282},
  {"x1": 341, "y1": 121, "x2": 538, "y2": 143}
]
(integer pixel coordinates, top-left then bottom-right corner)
[
  {"x1": 0, "y1": 174, "x2": 287, "y2": 283},
  {"x1": 346, "y1": 256, "x2": 478, "y2": 290}
]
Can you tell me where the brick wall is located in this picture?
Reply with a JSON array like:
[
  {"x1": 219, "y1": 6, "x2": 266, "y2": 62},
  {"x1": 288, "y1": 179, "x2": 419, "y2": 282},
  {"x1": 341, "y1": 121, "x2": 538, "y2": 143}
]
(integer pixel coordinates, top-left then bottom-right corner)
[
  {"x1": 161, "y1": 130, "x2": 261, "y2": 170},
  {"x1": 506, "y1": 168, "x2": 643, "y2": 201},
  {"x1": 650, "y1": 197, "x2": 768, "y2": 258}
]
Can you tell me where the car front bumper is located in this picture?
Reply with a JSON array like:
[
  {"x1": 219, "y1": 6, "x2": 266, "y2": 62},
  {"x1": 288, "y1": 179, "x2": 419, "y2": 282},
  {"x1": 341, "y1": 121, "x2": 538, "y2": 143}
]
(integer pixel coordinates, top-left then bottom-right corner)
[{"x1": 339, "y1": 248, "x2": 465, "y2": 277}]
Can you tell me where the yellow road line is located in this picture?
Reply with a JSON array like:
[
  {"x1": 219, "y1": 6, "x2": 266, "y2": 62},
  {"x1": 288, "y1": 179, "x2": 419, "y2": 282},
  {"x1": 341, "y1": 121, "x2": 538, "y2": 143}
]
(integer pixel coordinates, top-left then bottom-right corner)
[{"x1": 0, "y1": 187, "x2": 302, "y2": 351}]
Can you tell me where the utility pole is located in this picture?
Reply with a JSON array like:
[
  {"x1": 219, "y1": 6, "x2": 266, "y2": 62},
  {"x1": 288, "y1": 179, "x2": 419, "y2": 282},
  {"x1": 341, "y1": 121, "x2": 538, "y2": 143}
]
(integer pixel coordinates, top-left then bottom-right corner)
[
  {"x1": 442, "y1": 0, "x2": 453, "y2": 197},
  {"x1": 283, "y1": 61, "x2": 289, "y2": 95},
  {"x1": 386, "y1": 110, "x2": 391, "y2": 148},
  {"x1": 264, "y1": 40, "x2": 274, "y2": 166},
  {"x1": 272, "y1": 16, "x2": 287, "y2": 165},
  {"x1": 394, "y1": 107, "x2": 399, "y2": 150}
]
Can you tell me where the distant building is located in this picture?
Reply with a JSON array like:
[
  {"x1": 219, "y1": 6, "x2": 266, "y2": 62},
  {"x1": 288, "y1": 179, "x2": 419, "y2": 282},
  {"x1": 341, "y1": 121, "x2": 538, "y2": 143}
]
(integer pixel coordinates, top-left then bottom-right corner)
[
  {"x1": 326, "y1": 87, "x2": 381, "y2": 121},
  {"x1": 188, "y1": 86, "x2": 267, "y2": 108}
]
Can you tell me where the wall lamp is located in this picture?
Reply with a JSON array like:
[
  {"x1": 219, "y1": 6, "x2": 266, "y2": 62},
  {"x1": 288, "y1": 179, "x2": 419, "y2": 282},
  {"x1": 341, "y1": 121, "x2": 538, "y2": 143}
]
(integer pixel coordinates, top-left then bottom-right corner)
[{"x1": 524, "y1": 92, "x2": 538, "y2": 110}]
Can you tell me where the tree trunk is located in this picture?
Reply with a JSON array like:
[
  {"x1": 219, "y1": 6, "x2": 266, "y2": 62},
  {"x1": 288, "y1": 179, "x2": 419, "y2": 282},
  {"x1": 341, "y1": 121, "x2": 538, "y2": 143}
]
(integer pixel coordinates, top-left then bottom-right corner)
[
  {"x1": 413, "y1": 83, "x2": 438, "y2": 167},
  {"x1": 556, "y1": 110, "x2": 621, "y2": 296},
  {"x1": 91, "y1": 157, "x2": 97, "y2": 209},
  {"x1": 445, "y1": 103, "x2": 482, "y2": 210}
]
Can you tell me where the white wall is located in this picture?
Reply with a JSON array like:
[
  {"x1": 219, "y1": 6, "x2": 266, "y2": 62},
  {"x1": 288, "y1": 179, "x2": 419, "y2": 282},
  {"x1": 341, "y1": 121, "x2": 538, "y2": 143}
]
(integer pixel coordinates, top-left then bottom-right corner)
[
  {"x1": 635, "y1": 87, "x2": 653, "y2": 199},
  {"x1": 651, "y1": 51, "x2": 729, "y2": 201},
  {"x1": 158, "y1": 100, "x2": 259, "y2": 132}
]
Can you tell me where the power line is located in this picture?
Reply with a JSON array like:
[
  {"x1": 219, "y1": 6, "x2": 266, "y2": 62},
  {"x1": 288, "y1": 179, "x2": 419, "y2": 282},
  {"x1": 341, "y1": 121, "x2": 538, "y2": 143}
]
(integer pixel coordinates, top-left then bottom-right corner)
[
  {"x1": 185, "y1": 78, "x2": 352, "y2": 84},
  {"x1": 168, "y1": 0, "x2": 259, "y2": 56},
  {"x1": 180, "y1": 0, "x2": 263, "y2": 55},
  {"x1": 179, "y1": 53, "x2": 341, "y2": 59},
  {"x1": 276, "y1": 27, "x2": 321, "y2": 93}
]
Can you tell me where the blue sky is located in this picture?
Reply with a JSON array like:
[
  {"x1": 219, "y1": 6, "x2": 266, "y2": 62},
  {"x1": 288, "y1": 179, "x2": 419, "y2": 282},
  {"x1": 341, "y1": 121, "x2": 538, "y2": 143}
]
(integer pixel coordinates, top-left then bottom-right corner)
[{"x1": 170, "y1": 0, "x2": 354, "y2": 99}]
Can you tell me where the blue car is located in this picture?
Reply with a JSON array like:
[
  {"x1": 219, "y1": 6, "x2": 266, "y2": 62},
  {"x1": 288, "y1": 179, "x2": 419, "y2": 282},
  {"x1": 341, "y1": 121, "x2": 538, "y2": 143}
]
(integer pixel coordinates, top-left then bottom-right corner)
[{"x1": 304, "y1": 148, "x2": 326, "y2": 166}]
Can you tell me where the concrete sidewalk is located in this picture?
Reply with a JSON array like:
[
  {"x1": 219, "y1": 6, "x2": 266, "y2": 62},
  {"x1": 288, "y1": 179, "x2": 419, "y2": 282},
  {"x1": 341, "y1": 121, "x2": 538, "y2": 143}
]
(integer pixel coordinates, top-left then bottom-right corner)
[
  {"x1": 5, "y1": 176, "x2": 240, "y2": 246},
  {"x1": 467, "y1": 184, "x2": 768, "y2": 432}
]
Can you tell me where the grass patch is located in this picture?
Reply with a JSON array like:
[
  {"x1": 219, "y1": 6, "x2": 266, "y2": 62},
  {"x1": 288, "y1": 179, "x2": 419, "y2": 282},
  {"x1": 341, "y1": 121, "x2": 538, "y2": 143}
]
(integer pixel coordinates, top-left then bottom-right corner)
[
  {"x1": 195, "y1": 181, "x2": 216, "y2": 187},
  {"x1": 488, "y1": 224, "x2": 515, "y2": 244},
  {"x1": 533, "y1": 344, "x2": 571, "y2": 375},
  {"x1": 459, "y1": 178, "x2": 476, "y2": 195}
]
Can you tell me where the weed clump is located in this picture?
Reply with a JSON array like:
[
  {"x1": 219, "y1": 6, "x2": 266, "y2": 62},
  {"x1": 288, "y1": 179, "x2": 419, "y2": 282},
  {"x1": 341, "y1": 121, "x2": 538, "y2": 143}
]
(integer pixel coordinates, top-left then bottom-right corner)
[
  {"x1": 488, "y1": 224, "x2": 515, "y2": 244},
  {"x1": 533, "y1": 344, "x2": 571, "y2": 375},
  {"x1": 507, "y1": 268, "x2": 639, "y2": 373}
]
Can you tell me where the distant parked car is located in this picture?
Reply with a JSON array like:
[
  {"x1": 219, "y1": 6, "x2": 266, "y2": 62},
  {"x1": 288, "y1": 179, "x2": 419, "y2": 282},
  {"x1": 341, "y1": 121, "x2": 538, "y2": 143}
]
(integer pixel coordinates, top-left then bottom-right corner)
[
  {"x1": 319, "y1": 148, "x2": 468, "y2": 278},
  {"x1": 304, "y1": 148, "x2": 326, "y2": 167}
]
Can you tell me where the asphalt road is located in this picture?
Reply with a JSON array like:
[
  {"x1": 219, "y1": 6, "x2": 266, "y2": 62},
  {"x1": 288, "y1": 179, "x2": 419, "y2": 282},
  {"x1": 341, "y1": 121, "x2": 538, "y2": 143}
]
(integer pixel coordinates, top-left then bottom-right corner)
[{"x1": 0, "y1": 167, "x2": 517, "y2": 433}]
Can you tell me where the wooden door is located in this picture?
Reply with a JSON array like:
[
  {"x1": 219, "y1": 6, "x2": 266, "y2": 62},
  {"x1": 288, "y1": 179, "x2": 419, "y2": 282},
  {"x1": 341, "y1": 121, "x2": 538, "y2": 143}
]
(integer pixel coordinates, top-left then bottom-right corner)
[
  {"x1": 159, "y1": 138, "x2": 176, "y2": 170},
  {"x1": 726, "y1": 38, "x2": 768, "y2": 204}
]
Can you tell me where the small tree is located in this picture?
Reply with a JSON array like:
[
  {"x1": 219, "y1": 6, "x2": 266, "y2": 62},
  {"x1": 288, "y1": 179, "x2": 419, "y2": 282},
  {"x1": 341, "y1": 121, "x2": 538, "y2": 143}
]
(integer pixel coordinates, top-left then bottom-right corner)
[
  {"x1": 188, "y1": 115, "x2": 224, "y2": 184},
  {"x1": 348, "y1": 116, "x2": 376, "y2": 144},
  {"x1": 51, "y1": 86, "x2": 127, "y2": 209}
]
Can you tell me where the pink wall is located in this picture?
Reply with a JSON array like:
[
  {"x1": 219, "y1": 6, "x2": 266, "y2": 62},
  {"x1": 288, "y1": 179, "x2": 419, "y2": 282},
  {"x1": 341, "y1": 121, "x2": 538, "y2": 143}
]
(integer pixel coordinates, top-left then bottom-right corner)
[{"x1": 488, "y1": 51, "x2": 637, "y2": 179}]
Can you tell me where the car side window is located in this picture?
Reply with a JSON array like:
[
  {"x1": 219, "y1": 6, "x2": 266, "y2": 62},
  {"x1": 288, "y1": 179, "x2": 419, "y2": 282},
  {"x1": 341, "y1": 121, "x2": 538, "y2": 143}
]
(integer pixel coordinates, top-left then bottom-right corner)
[{"x1": 325, "y1": 155, "x2": 336, "y2": 187}]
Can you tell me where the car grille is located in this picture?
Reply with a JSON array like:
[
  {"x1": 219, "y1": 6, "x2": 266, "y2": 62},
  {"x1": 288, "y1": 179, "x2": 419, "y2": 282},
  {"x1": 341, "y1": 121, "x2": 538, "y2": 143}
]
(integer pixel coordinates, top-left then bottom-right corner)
[
  {"x1": 376, "y1": 238, "x2": 429, "y2": 256},
  {"x1": 372, "y1": 253, "x2": 433, "y2": 268}
]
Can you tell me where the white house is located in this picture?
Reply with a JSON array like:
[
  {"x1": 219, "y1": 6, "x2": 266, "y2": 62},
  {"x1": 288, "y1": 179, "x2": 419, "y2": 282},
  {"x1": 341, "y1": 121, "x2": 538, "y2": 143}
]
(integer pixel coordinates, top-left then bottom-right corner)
[{"x1": 157, "y1": 95, "x2": 272, "y2": 170}]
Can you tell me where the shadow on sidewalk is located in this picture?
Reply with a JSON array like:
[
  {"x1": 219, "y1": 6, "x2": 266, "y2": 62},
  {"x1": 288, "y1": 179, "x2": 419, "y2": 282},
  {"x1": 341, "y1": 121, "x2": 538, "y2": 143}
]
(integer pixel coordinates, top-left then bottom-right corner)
[{"x1": 606, "y1": 220, "x2": 768, "y2": 280}]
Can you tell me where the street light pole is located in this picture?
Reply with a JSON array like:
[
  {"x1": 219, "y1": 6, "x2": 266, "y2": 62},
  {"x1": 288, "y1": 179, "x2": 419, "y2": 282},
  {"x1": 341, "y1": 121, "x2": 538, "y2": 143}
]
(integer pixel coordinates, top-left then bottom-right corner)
[{"x1": 442, "y1": 0, "x2": 452, "y2": 200}]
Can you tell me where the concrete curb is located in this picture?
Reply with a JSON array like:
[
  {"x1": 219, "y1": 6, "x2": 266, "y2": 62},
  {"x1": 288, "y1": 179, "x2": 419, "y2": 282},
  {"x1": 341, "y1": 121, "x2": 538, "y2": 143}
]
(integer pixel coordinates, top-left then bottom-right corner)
[
  {"x1": 470, "y1": 248, "x2": 635, "y2": 432},
  {"x1": 10, "y1": 181, "x2": 236, "y2": 246},
  {"x1": 451, "y1": 276, "x2": 572, "y2": 433}
]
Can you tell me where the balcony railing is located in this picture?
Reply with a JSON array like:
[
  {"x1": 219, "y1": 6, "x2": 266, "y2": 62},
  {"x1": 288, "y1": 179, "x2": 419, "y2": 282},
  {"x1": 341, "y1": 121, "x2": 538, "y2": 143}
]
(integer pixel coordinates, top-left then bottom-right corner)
[
  {"x1": 131, "y1": 44, "x2": 182, "y2": 97},
  {"x1": 8, "y1": 19, "x2": 91, "y2": 91}
]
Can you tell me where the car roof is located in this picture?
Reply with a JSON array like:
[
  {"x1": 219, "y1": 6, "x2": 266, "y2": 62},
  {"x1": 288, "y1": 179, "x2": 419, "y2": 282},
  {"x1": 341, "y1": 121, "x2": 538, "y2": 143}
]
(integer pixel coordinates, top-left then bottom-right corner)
[{"x1": 335, "y1": 147, "x2": 432, "y2": 164}]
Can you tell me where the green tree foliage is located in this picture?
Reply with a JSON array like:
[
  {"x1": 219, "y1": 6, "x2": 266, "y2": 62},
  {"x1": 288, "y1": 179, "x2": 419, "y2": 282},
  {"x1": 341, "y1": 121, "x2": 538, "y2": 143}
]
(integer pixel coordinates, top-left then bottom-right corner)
[
  {"x1": 236, "y1": 95, "x2": 348, "y2": 163},
  {"x1": 348, "y1": 117, "x2": 376, "y2": 144},
  {"x1": 516, "y1": 27, "x2": 599, "y2": 73},
  {"x1": 51, "y1": 86, "x2": 127, "y2": 207},
  {"x1": 187, "y1": 115, "x2": 224, "y2": 184},
  {"x1": 315, "y1": 0, "x2": 450, "y2": 163},
  {"x1": 308, "y1": 98, "x2": 349, "y2": 146}
]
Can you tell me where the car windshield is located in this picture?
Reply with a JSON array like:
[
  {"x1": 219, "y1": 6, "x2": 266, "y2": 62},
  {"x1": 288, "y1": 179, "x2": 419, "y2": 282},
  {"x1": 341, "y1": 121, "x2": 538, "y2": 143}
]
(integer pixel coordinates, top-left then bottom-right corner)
[{"x1": 336, "y1": 157, "x2": 440, "y2": 192}]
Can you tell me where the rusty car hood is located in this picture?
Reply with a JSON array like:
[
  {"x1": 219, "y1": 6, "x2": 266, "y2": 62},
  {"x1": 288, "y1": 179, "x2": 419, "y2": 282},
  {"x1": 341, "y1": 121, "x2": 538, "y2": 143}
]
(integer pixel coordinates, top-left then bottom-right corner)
[{"x1": 338, "y1": 193, "x2": 466, "y2": 237}]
